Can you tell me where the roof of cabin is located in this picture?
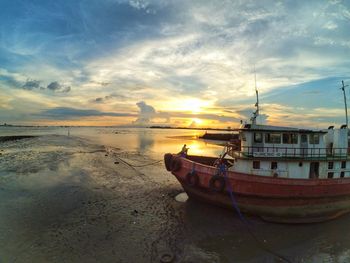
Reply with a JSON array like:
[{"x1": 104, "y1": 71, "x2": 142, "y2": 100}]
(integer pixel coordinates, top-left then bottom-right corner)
[{"x1": 236, "y1": 124, "x2": 328, "y2": 134}]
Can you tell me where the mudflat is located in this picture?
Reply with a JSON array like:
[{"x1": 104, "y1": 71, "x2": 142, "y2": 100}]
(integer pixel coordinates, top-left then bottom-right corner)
[{"x1": 1, "y1": 134, "x2": 350, "y2": 263}]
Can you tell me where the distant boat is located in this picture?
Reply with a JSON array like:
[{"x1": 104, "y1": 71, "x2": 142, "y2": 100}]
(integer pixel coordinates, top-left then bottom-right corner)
[
  {"x1": 164, "y1": 81, "x2": 350, "y2": 223},
  {"x1": 199, "y1": 132, "x2": 238, "y2": 141}
]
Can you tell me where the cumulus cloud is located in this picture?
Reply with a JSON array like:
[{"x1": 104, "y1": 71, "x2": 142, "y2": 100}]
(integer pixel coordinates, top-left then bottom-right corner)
[
  {"x1": 131, "y1": 100, "x2": 239, "y2": 126},
  {"x1": 188, "y1": 120, "x2": 198, "y2": 128},
  {"x1": 133, "y1": 101, "x2": 157, "y2": 124}
]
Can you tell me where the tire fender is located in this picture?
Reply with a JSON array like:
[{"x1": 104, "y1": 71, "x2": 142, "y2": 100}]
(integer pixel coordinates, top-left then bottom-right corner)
[
  {"x1": 164, "y1": 153, "x2": 173, "y2": 171},
  {"x1": 209, "y1": 175, "x2": 225, "y2": 192},
  {"x1": 170, "y1": 157, "x2": 182, "y2": 172},
  {"x1": 186, "y1": 171, "x2": 199, "y2": 186}
]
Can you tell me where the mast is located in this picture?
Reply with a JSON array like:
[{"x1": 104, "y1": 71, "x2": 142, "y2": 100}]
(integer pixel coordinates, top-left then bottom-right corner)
[{"x1": 341, "y1": 80, "x2": 349, "y2": 127}]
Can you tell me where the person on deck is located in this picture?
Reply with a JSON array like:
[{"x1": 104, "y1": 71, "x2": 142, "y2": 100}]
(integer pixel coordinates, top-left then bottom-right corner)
[{"x1": 179, "y1": 144, "x2": 189, "y2": 157}]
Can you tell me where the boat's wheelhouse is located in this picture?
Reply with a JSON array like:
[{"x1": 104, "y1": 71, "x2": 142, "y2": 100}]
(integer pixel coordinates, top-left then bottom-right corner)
[{"x1": 228, "y1": 124, "x2": 350, "y2": 179}]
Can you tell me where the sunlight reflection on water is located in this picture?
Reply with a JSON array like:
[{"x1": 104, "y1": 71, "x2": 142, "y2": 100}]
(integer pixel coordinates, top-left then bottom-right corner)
[{"x1": 0, "y1": 127, "x2": 226, "y2": 159}]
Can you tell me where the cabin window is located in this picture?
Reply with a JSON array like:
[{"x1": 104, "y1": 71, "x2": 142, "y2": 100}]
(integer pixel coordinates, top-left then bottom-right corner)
[
  {"x1": 342, "y1": 161, "x2": 346, "y2": 169},
  {"x1": 265, "y1": 133, "x2": 281, "y2": 144},
  {"x1": 271, "y1": 162, "x2": 278, "y2": 169},
  {"x1": 301, "y1": 134, "x2": 308, "y2": 143},
  {"x1": 299, "y1": 162, "x2": 303, "y2": 167},
  {"x1": 254, "y1": 132, "x2": 263, "y2": 143},
  {"x1": 282, "y1": 133, "x2": 298, "y2": 144},
  {"x1": 253, "y1": 161, "x2": 260, "y2": 169},
  {"x1": 309, "y1": 134, "x2": 320, "y2": 144},
  {"x1": 341, "y1": 171, "x2": 345, "y2": 178},
  {"x1": 328, "y1": 162, "x2": 334, "y2": 169},
  {"x1": 327, "y1": 172, "x2": 334, "y2": 178}
]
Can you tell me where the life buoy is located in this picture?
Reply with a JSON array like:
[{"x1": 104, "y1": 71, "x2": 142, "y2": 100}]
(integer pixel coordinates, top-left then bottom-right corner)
[
  {"x1": 209, "y1": 175, "x2": 225, "y2": 192},
  {"x1": 170, "y1": 157, "x2": 182, "y2": 172},
  {"x1": 164, "y1": 153, "x2": 173, "y2": 171},
  {"x1": 186, "y1": 171, "x2": 199, "y2": 186}
]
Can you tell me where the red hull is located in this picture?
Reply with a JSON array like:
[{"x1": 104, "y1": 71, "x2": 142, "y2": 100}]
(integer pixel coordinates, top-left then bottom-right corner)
[{"x1": 167, "y1": 154, "x2": 350, "y2": 223}]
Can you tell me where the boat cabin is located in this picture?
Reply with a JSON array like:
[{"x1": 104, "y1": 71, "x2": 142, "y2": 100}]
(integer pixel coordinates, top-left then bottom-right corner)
[{"x1": 228, "y1": 124, "x2": 350, "y2": 179}]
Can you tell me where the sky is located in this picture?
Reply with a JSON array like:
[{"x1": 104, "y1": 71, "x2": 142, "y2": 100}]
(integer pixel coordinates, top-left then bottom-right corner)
[{"x1": 0, "y1": 0, "x2": 350, "y2": 128}]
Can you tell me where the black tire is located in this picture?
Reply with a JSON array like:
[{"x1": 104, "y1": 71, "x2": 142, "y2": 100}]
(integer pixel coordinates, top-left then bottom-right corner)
[
  {"x1": 186, "y1": 171, "x2": 199, "y2": 186},
  {"x1": 164, "y1": 153, "x2": 173, "y2": 171},
  {"x1": 170, "y1": 157, "x2": 182, "y2": 172},
  {"x1": 160, "y1": 252, "x2": 175, "y2": 263},
  {"x1": 209, "y1": 175, "x2": 225, "y2": 192}
]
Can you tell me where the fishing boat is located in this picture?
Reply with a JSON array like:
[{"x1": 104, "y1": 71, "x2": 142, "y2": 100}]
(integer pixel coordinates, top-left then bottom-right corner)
[{"x1": 164, "y1": 81, "x2": 350, "y2": 223}]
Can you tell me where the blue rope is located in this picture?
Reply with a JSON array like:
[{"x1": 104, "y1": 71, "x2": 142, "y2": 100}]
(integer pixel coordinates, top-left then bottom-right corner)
[
  {"x1": 219, "y1": 163, "x2": 250, "y2": 225},
  {"x1": 218, "y1": 163, "x2": 292, "y2": 263}
]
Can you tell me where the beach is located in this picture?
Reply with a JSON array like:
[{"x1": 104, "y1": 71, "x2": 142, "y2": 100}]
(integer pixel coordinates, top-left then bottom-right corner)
[{"x1": 1, "y1": 128, "x2": 350, "y2": 263}]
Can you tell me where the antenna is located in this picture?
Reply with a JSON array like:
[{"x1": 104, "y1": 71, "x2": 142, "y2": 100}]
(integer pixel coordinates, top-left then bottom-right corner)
[
  {"x1": 341, "y1": 80, "x2": 349, "y2": 127},
  {"x1": 250, "y1": 66, "x2": 259, "y2": 125},
  {"x1": 254, "y1": 67, "x2": 259, "y2": 118}
]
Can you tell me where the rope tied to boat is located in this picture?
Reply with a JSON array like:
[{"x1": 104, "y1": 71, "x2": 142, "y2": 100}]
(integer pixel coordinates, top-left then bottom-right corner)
[
  {"x1": 217, "y1": 160, "x2": 292, "y2": 263},
  {"x1": 220, "y1": 163, "x2": 249, "y2": 224},
  {"x1": 191, "y1": 162, "x2": 196, "y2": 173}
]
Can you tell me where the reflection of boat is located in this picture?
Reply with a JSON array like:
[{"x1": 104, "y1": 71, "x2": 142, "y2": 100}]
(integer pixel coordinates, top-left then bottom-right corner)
[{"x1": 164, "y1": 82, "x2": 350, "y2": 223}]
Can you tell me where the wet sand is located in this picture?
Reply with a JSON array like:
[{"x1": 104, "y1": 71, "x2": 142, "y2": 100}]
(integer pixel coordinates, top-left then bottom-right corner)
[
  {"x1": 1, "y1": 134, "x2": 350, "y2": 263},
  {"x1": 0, "y1": 135, "x2": 37, "y2": 143}
]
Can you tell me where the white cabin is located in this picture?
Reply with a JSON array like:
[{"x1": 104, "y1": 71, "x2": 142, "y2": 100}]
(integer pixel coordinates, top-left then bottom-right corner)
[{"x1": 228, "y1": 124, "x2": 350, "y2": 179}]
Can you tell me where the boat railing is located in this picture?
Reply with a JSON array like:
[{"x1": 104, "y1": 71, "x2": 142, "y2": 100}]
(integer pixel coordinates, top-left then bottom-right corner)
[{"x1": 228, "y1": 146, "x2": 349, "y2": 160}]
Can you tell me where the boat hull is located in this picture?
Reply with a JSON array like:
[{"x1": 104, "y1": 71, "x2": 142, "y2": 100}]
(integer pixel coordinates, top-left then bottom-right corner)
[{"x1": 167, "y1": 154, "x2": 350, "y2": 223}]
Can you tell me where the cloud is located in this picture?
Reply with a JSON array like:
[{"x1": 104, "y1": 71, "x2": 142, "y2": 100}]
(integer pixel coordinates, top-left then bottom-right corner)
[
  {"x1": 132, "y1": 100, "x2": 240, "y2": 126},
  {"x1": 323, "y1": 21, "x2": 338, "y2": 30},
  {"x1": 133, "y1": 101, "x2": 157, "y2": 124},
  {"x1": 22, "y1": 79, "x2": 42, "y2": 90},
  {"x1": 39, "y1": 107, "x2": 135, "y2": 119},
  {"x1": 94, "y1": 97, "x2": 104, "y2": 103},
  {"x1": 92, "y1": 93, "x2": 127, "y2": 103},
  {"x1": 188, "y1": 120, "x2": 198, "y2": 128},
  {"x1": 1, "y1": 1, "x2": 350, "y2": 126},
  {"x1": 90, "y1": 81, "x2": 110, "y2": 87},
  {"x1": 0, "y1": 69, "x2": 72, "y2": 94},
  {"x1": 47, "y1": 81, "x2": 71, "y2": 93}
]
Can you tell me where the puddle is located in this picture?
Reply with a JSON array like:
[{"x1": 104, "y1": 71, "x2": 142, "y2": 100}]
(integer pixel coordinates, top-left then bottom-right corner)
[{"x1": 175, "y1": 192, "x2": 188, "y2": 203}]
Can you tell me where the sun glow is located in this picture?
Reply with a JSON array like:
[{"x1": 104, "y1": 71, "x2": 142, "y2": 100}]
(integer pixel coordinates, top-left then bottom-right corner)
[
  {"x1": 165, "y1": 98, "x2": 211, "y2": 114},
  {"x1": 192, "y1": 118, "x2": 203, "y2": 124}
]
